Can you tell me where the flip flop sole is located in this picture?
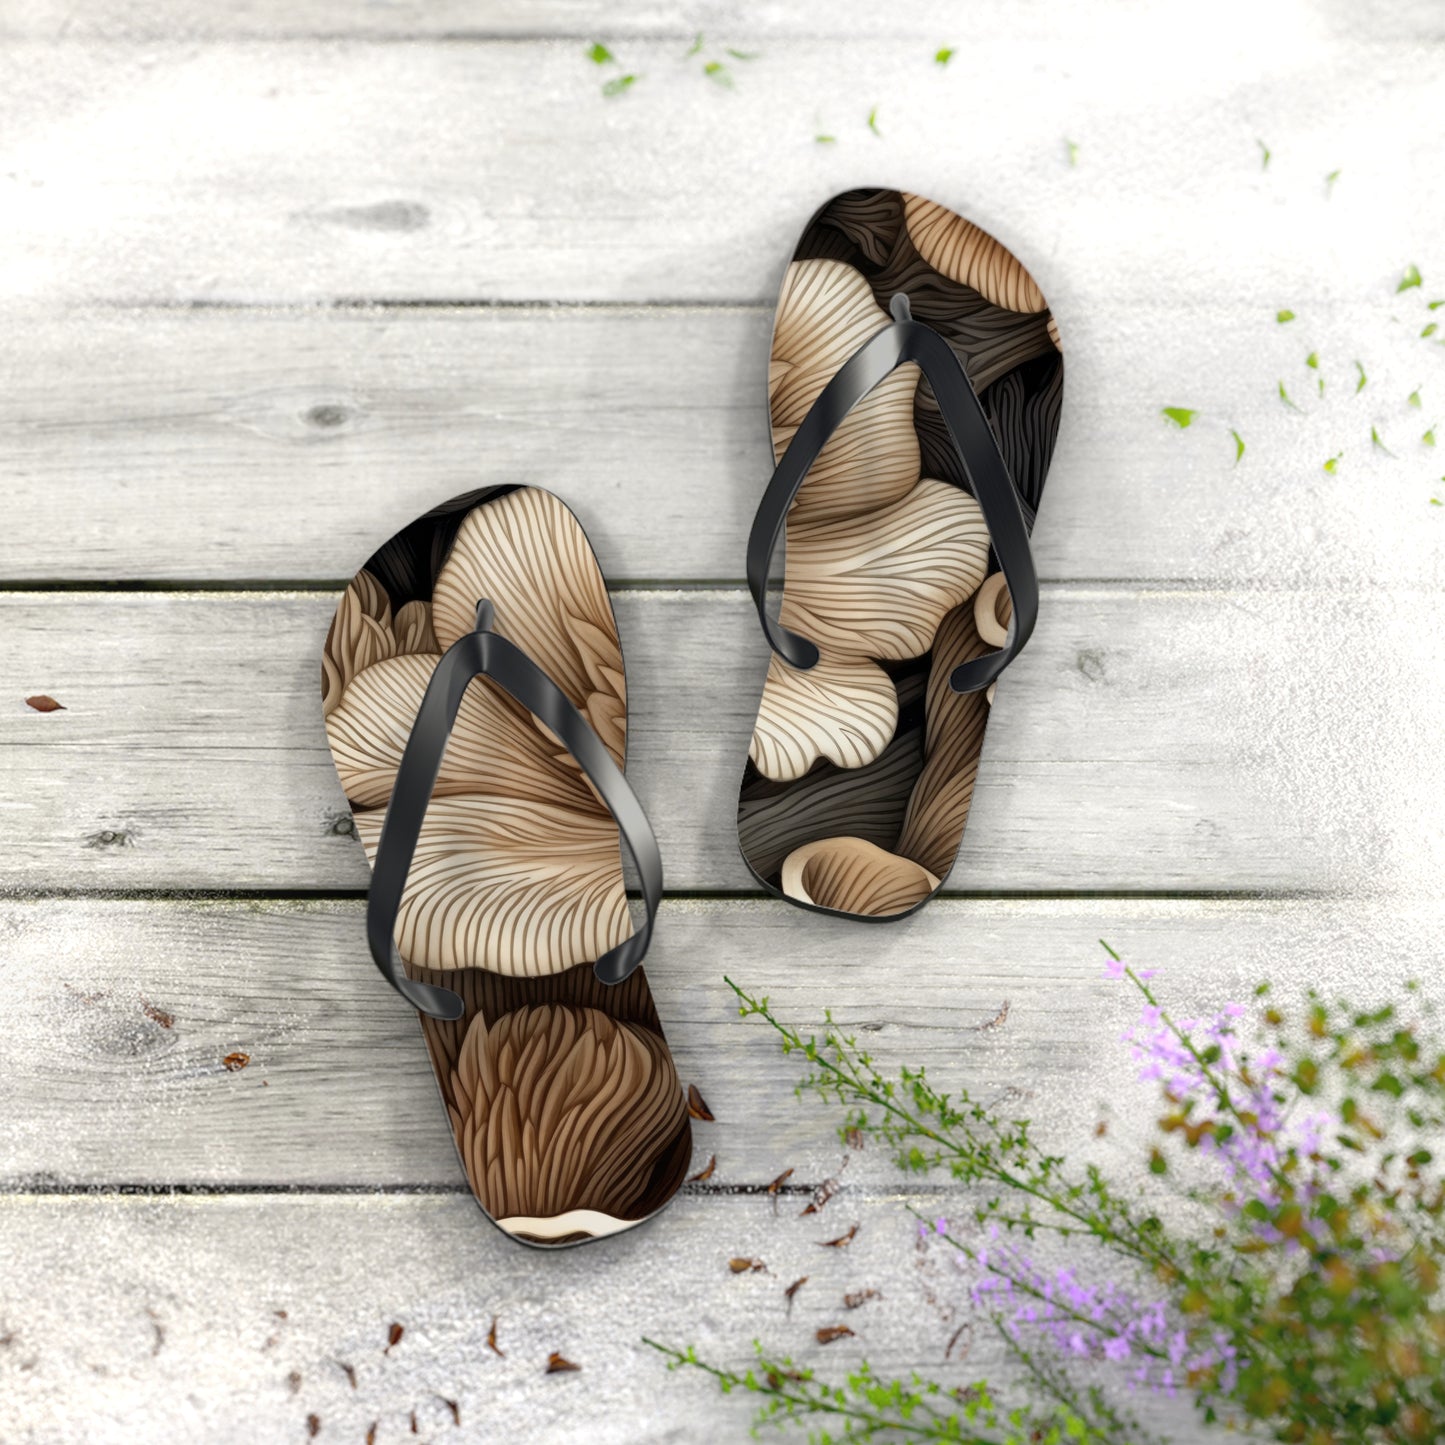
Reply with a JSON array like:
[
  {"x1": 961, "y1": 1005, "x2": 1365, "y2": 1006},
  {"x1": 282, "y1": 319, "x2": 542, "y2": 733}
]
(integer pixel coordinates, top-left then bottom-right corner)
[
  {"x1": 738, "y1": 189, "x2": 1065, "y2": 920},
  {"x1": 323, "y1": 485, "x2": 691, "y2": 1247}
]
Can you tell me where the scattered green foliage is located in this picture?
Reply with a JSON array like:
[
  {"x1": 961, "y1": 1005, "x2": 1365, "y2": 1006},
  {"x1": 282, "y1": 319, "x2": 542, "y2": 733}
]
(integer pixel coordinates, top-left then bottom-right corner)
[
  {"x1": 1399, "y1": 263, "x2": 1423, "y2": 292},
  {"x1": 601, "y1": 73, "x2": 638, "y2": 98},
  {"x1": 1323, "y1": 453, "x2": 1342, "y2": 474},
  {"x1": 1425, "y1": 429, "x2": 1437, "y2": 448},
  {"x1": 1231, "y1": 429, "x2": 1246, "y2": 465},
  {"x1": 726, "y1": 47, "x2": 759, "y2": 60},
  {"x1": 1325, "y1": 168, "x2": 1342, "y2": 196},
  {"x1": 1161, "y1": 406, "x2": 1197, "y2": 429},
  {"x1": 1276, "y1": 309, "x2": 1296, "y2": 323},
  {"x1": 1257, "y1": 138, "x2": 1271, "y2": 170},
  {"x1": 814, "y1": 134, "x2": 836, "y2": 146},
  {"x1": 656, "y1": 964, "x2": 1445, "y2": 1444},
  {"x1": 1278, "y1": 380, "x2": 1302, "y2": 411},
  {"x1": 703, "y1": 60, "x2": 733, "y2": 87},
  {"x1": 684, "y1": 32, "x2": 704, "y2": 56},
  {"x1": 1409, "y1": 388, "x2": 1423, "y2": 409},
  {"x1": 1422, "y1": 323, "x2": 1438, "y2": 339},
  {"x1": 1372, "y1": 425, "x2": 1395, "y2": 455},
  {"x1": 867, "y1": 107, "x2": 881, "y2": 136},
  {"x1": 1355, "y1": 361, "x2": 1369, "y2": 394},
  {"x1": 1065, "y1": 139, "x2": 1080, "y2": 167},
  {"x1": 587, "y1": 41, "x2": 614, "y2": 64},
  {"x1": 935, "y1": 46, "x2": 955, "y2": 65}
]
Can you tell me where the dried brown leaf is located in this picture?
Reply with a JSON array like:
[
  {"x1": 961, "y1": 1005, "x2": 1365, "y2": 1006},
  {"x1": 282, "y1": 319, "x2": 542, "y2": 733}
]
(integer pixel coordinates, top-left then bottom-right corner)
[
  {"x1": 141, "y1": 1001, "x2": 174, "y2": 1029},
  {"x1": 287, "y1": 1370, "x2": 302, "y2": 1394},
  {"x1": 686, "y1": 1154, "x2": 716, "y2": 1182},
  {"x1": 844, "y1": 1126, "x2": 865, "y2": 1150},
  {"x1": 546, "y1": 1352, "x2": 581, "y2": 1374},
  {"x1": 222, "y1": 1051, "x2": 250, "y2": 1072},
  {"x1": 487, "y1": 1315, "x2": 504, "y2": 1358},
  {"x1": 25, "y1": 695, "x2": 64, "y2": 713},
  {"x1": 410, "y1": 1411, "x2": 418, "y2": 1433},
  {"x1": 820, "y1": 1224, "x2": 859, "y2": 1249},
  {"x1": 969, "y1": 999, "x2": 1010, "y2": 1032},
  {"x1": 384, "y1": 1322, "x2": 404, "y2": 1354},
  {"x1": 336, "y1": 1360, "x2": 356, "y2": 1389},
  {"x1": 843, "y1": 1288, "x2": 880, "y2": 1310},
  {"x1": 305, "y1": 1415, "x2": 320, "y2": 1438},
  {"x1": 729, "y1": 1257, "x2": 767, "y2": 1274},
  {"x1": 439, "y1": 1396, "x2": 460, "y2": 1425},
  {"x1": 686, "y1": 1084, "x2": 715, "y2": 1121},
  {"x1": 816, "y1": 1326, "x2": 855, "y2": 1344},
  {"x1": 766, "y1": 1167, "x2": 794, "y2": 1204},
  {"x1": 1094, "y1": 1120, "x2": 1108, "y2": 1137},
  {"x1": 366, "y1": 1424, "x2": 377, "y2": 1445},
  {"x1": 784, "y1": 1276, "x2": 808, "y2": 1314},
  {"x1": 800, "y1": 1169, "x2": 844, "y2": 1216},
  {"x1": 945, "y1": 1321, "x2": 973, "y2": 1360}
]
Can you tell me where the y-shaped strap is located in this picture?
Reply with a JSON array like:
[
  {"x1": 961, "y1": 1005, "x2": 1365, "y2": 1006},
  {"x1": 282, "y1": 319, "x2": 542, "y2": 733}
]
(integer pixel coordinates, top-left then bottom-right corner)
[
  {"x1": 746, "y1": 295, "x2": 1038, "y2": 695},
  {"x1": 365, "y1": 601, "x2": 663, "y2": 1020}
]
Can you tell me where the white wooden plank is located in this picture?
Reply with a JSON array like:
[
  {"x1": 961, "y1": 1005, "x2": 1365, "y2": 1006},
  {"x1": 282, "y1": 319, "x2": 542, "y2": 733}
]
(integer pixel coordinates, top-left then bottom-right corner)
[
  {"x1": 2, "y1": 896, "x2": 1439, "y2": 1190},
  {"x1": 2, "y1": 0, "x2": 1435, "y2": 41},
  {"x1": 0, "y1": 35, "x2": 1438, "y2": 307},
  {"x1": 0, "y1": 1190, "x2": 1223, "y2": 1444},
  {"x1": 7, "y1": 587, "x2": 1445, "y2": 894},
  {"x1": 4, "y1": 302, "x2": 1442, "y2": 589}
]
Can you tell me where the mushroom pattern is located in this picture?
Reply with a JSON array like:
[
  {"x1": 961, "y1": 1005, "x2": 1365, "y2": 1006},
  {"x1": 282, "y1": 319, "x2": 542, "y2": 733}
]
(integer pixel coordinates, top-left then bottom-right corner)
[
  {"x1": 323, "y1": 486, "x2": 691, "y2": 1242},
  {"x1": 751, "y1": 257, "x2": 993, "y2": 784}
]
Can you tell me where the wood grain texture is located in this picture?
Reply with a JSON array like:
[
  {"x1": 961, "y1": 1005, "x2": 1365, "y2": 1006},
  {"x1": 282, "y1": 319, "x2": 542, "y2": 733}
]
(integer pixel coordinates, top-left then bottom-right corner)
[
  {"x1": 7, "y1": 586, "x2": 1445, "y2": 895},
  {"x1": 0, "y1": 1189, "x2": 1217, "y2": 1444},
  {"x1": 0, "y1": 35, "x2": 1438, "y2": 308},
  {"x1": 2, "y1": 0, "x2": 1435, "y2": 40},
  {"x1": 1, "y1": 895, "x2": 1439, "y2": 1190},
  {"x1": 9, "y1": 303, "x2": 1445, "y2": 588}
]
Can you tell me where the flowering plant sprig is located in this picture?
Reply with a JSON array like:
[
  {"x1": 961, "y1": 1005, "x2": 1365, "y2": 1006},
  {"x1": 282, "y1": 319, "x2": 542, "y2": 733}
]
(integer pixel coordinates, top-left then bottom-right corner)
[{"x1": 653, "y1": 954, "x2": 1445, "y2": 1443}]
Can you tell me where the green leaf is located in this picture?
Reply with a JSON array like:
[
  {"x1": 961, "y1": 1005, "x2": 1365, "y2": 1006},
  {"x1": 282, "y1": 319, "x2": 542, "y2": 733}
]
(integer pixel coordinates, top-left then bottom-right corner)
[
  {"x1": 1354, "y1": 360, "x2": 1368, "y2": 393},
  {"x1": 1231, "y1": 429, "x2": 1246, "y2": 464},
  {"x1": 1278, "y1": 380, "x2": 1301, "y2": 411},
  {"x1": 1161, "y1": 406, "x2": 1197, "y2": 429},
  {"x1": 1398, "y1": 263, "x2": 1423, "y2": 292},
  {"x1": 1305, "y1": 351, "x2": 1319, "y2": 369},
  {"x1": 1065, "y1": 138, "x2": 1080, "y2": 167},
  {"x1": 814, "y1": 133, "x2": 836, "y2": 145},
  {"x1": 725, "y1": 47, "x2": 759, "y2": 60},
  {"x1": 1276, "y1": 309, "x2": 1295, "y2": 323},
  {"x1": 1422, "y1": 322, "x2": 1439, "y2": 338},
  {"x1": 1257, "y1": 138, "x2": 1271, "y2": 170},
  {"x1": 1325, "y1": 168, "x2": 1342, "y2": 196},
  {"x1": 703, "y1": 60, "x2": 734, "y2": 86},
  {"x1": 1149, "y1": 1148, "x2": 1168, "y2": 1175},
  {"x1": 1372, "y1": 425, "x2": 1395, "y2": 455},
  {"x1": 1431, "y1": 299, "x2": 1445, "y2": 310},
  {"x1": 587, "y1": 42, "x2": 614, "y2": 64},
  {"x1": 601, "y1": 73, "x2": 638, "y2": 97},
  {"x1": 867, "y1": 107, "x2": 881, "y2": 136},
  {"x1": 1432, "y1": 497, "x2": 1443, "y2": 507},
  {"x1": 1323, "y1": 453, "x2": 1342, "y2": 475},
  {"x1": 934, "y1": 46, "x2": 954, "y2": 65},
  {"x1": 683, "y1": 32, "x2": 703, "y2": 56},
  {"x1": 1409, "y1": 387, "x2": 1423, "y2": 408},
  {"x1": 1425, "y1": 429, "x2": 1437, "y2": 447}
]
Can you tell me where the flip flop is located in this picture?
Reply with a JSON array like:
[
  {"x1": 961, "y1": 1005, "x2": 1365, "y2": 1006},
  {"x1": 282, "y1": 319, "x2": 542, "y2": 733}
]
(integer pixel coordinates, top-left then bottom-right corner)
[
  {"x1": 322, "y1": 485, "x2": 691, "y2": 1247},
  {"x1": 737, "y1": 189, "x2": 1064, "y2": 920}
]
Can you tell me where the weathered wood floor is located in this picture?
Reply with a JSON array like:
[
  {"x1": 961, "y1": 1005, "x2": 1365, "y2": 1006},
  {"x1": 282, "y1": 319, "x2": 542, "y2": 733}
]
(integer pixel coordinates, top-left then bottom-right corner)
[{"x1": 2, "y1": 2, "x2": 1442, "y2": 1440}]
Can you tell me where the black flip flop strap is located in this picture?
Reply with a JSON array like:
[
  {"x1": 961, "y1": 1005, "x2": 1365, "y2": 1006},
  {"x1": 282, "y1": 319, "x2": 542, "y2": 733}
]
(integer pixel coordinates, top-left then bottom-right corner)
[
  {"x1": 366, "y1": 600, "x2": 663, "y2": 1020},
  {"x1": 746, "y1": 295, "x2": 1039, "y2": 694}
]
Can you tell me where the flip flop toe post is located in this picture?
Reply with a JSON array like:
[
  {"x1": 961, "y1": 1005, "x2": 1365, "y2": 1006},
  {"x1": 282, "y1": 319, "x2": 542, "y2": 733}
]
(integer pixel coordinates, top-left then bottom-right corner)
[
  {"x1": 738, "y1": 189, "x2": 1064, "y2": 921},
  {"x1": 323, "y1": 486, "x2": 691, "y2": 1246}
]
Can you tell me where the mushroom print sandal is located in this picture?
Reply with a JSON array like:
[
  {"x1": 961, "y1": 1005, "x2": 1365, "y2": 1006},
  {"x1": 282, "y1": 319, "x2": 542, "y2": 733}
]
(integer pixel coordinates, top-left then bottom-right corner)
[
  {"x1": 737, "y1": 189, "x2": 1064, "y2": 920},
  {"x1": 322, "y1": 486, "x2": 691, "y2": 1246}
]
